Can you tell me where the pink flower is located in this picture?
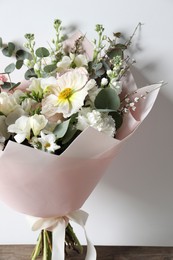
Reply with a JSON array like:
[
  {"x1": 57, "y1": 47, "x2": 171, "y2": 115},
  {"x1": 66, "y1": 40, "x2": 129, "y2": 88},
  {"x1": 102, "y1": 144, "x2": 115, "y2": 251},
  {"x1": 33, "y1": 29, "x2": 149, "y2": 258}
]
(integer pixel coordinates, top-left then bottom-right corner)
[{"x1": 0, "y1": 74, "x2": 8, "y2": 85}]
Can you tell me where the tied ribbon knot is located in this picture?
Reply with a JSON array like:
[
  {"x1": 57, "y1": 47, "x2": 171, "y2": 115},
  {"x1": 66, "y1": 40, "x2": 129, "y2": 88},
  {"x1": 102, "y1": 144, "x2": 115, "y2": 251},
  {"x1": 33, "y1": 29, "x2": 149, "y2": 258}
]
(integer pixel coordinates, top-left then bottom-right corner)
[{"x1": 27, "y1": 210, "x2": 96, "y2": 260}]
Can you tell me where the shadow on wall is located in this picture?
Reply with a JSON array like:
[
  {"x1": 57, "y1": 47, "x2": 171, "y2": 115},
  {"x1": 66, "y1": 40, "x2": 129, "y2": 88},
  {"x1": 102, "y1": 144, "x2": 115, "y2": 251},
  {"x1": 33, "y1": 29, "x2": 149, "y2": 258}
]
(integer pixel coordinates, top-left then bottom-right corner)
[{"x1": 103, "y1": 67, "x2": 173, "y2": 207}]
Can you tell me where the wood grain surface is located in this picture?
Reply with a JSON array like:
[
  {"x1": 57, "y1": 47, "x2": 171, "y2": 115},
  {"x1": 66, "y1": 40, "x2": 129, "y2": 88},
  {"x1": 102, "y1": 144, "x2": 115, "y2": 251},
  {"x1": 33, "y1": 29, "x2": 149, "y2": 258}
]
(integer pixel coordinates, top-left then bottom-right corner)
[{"x1": 0, "y1": 245, "x2": 173, "y2": 260}]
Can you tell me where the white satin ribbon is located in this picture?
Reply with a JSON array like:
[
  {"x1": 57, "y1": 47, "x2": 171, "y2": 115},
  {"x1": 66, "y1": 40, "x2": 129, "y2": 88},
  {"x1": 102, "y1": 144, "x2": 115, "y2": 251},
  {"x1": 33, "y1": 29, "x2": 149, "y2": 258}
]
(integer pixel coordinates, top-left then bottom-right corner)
[{"x1": 27, "y1": 210, "x2": 96, "y2": 260}]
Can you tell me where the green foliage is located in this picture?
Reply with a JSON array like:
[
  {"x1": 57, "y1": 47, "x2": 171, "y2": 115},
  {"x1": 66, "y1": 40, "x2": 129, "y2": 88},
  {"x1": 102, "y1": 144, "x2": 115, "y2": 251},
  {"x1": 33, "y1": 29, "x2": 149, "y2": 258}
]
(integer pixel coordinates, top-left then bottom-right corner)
[
  {"x1": 2, "y1": 42, "x2": 15, "y2": 57},
  {"x1": 53, "y1": 119, "x2": 70, "y2": 139},
  {"x1": 25, "y1": 68, "x2": 37, "y2": 80},
  {"x1": 1, "y1": 81, "x2": 20, "y2": 91},
  {"x1": 107, "y1": 44, "x2": 127, "y2": 59},
  {"x1": 94, "y1": 88, "x2": 120, "y2": 111},
  {"x1": 4, "y1": 63, "x2": 16, "y2": 74},
  {"x1": 16, "y1": 49, "x2": 32, "y2": 60},
  {"x1": 44, "y1": 64, "x2": 57, "y2": 73},
  {"x1": 35, "y1": 47, "x2": 49, "y2": 57},
  {"x1": 16, "y1": 60, "x2": 23, "y2": 69}
]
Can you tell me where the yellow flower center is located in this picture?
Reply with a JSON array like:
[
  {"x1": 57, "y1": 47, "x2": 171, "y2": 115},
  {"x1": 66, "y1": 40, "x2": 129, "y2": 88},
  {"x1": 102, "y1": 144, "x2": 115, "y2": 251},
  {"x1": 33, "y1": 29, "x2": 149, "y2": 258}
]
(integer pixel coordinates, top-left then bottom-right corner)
[
  {"x1": 59, "y1": 88, "x2": 73, "y2": 101},
  {"x1": 45, "y1": 143, "x2": 51, "y2": 148}
]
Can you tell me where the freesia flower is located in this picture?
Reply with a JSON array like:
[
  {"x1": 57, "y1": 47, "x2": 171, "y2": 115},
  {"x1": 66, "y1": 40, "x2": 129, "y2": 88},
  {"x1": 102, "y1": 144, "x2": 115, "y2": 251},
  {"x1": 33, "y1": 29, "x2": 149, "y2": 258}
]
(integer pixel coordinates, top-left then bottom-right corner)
[
  {"x1": 42, "y1": 68, "x2": 95, "y2": 118},
  {"x1": 29, "y1": 114, "x2": 48, "y2": 136},
  {"x1": 8, "y1": 114, "x2": 48, "y2": 143},
  {"x1": 8, "y1": 116, "x2": 31, "y2": 143},
  {"x1": 77, "y1": 107, "x2": 116, "y2": 137},
  {"x1": 56, "y1": 54, "x2": 88, "y2": 73}
]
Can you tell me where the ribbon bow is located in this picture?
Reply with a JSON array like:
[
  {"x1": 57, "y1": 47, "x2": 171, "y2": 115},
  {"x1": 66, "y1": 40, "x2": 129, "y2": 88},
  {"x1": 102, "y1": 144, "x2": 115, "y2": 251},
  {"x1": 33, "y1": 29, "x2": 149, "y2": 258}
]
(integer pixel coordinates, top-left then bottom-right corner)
[{"x1": 27, "y1": 210, "x2": 96, "y2": 260}]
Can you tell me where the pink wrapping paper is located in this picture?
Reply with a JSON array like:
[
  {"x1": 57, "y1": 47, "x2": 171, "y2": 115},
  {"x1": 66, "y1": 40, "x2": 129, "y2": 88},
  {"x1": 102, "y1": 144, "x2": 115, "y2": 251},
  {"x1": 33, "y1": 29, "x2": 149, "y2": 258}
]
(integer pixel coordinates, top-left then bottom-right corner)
[{"x1": 0, "y1": 79, "x2": 161, "y2": 218}]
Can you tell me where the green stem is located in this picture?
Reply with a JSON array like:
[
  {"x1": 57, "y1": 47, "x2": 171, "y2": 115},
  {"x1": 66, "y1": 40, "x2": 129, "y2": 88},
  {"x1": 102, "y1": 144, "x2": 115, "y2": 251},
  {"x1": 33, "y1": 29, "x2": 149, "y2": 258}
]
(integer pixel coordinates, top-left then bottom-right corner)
[{"x1": 31, "y1": 232, "x2": 42, "y2": 260}]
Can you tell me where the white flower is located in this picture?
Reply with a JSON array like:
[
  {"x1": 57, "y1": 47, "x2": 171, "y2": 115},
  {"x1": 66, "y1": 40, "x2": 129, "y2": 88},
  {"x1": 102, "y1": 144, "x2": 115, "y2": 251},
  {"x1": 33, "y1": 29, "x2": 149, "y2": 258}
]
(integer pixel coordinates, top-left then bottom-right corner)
[
  {"x1": 8, "y1": 116, "x2": 31, "y2": 143},
  {"x1": 42, "y1": 68, "x2": 94, "y2": 118},
  {"x1": 110, "y1": 79, "x2": 122, "y2": 95},
  {"x1": 28, "y1": 78, "x2": 43, "y2": 97},
  {"x1": 40, "y1": 77, "x2": 57, "y2": 94},
  {"x1": 77, "y1": 107, "x2": 116, "y2": 137},
  {"x1": 5, "y1": 107, "x2": 26, "y2": 126},
  {"x1": 87, "y1": 84, "x2": 101, "y2": 104},
  {"x1": 29, "y1": 114, "x2": 48, "y2": 136},
  {"x1": 73, "y1": 54, "x2": 88, "y2": 67},
  {"x1": 56, "y1": 56, "x2": 71, "y2": 72},
  {"x1": 0, "y1": 91, "x2": 22, "y2": 116},
  {"x1": 8, "y1": 114, "x2": 48, "y2": 143},
  {"x1": 34, "y1": 63, "x2": 40, "y2": 71},
  {"x1": 32, "y1": 131, "x2": 60, "y2": 153},
  {"x1": 101, "y1": 77, "x2": 108, "y2": 86}
]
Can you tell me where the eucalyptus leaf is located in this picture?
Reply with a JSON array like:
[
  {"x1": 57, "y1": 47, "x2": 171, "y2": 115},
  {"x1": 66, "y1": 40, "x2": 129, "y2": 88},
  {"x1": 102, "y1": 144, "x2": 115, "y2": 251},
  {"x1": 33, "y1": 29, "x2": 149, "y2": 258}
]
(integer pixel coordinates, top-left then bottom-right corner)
[
  {"x1": 1, "y1": 82, "x2": 11, "y2": 89},
  {"x1": 1, "y1": 81, "x2": 20, "y2": 90},
  {"x1": 25, "y1": 68, "x2": 37, "y2": 80},
  {"x1": 53, "y1": 119, "x2": 70, "y2": 138},
  {"x1": 62, "y1": 125, "x2": 78, "y2": 145},
  {"x1": 16, "y1": 49, "x2": 32, "y2": 60},
  {"x1": 2, "y1": 47, "x2": 11, "y2": 57},
  {"x1": 16, "y1": 60, "x2": 23, "y2": 69},
  {"x1": 107, "y1": 44, "x2": 127, "y2": 59},
  {"x1": 94, "y1": 88, "x2": 120, "y2": 111},
  {"x1": 4, "y1": 63, "x2": 16, "y2": 74},
  {"x1": 8, "y1": 42, "x2": 15, "y2": 54},
  {"x1": 44, "y1": 64, "x2": 57, "y2": 73},
  {"x1": 2, "y1": 42, "x2": 15, "y2": 57},
  {"x1": 35, "y1": 47, "x2": 49, "y2": 57}
]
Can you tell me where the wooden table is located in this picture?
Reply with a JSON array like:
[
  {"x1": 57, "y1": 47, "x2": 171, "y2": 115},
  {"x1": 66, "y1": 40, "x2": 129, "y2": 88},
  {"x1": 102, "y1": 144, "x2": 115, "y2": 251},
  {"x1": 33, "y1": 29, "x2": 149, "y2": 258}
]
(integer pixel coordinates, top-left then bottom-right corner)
[{"x1": 0, "y1": 245, "x2": 173, "y2": 259}]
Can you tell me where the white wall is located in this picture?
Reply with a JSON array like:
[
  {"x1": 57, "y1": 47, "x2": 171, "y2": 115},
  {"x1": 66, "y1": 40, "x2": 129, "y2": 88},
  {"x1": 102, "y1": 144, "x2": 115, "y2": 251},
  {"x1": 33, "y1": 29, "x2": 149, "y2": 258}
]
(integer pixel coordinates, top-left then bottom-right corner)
[{"x1": 0, "y1": 0, "x2": 173, "y2": 246}]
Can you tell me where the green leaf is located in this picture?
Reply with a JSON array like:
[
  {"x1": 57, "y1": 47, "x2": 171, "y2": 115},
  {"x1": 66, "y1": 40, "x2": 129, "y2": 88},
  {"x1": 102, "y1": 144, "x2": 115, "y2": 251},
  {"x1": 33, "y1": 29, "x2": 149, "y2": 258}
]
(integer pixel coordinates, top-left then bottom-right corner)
[
  {"x1": 0, "y1": 37, "x2": 2, "y2": 48},
  {"x1": 44, "y1": 64, "x2": 57, "y2": 73},
  {"x1": 16, "y1": 49, "x2": 32, "y2": 60},
  {"x1": 1, "y1": 81, "x2": 20, "y2": 90},
  {"x1": 109, "y1": 111, "x2": 123, "y2": 129},
  {"x1": 35, "y1": 47, "x2": 49, "y2": 57},
  {"x1": 4, "y1": 63, "x2": 16, "y2": 74},
  {"x1": 1, "y1": 82, "x2": 11, "y2": 89},
  {"x1": 25, "y1": 68, "x2": 37, "y2": 80},
  {"x1": 2, "y1": 42, "x2": 15, "y2": 57},
  {"x1": 107, "y1": 44, "x2": 127, "y2": 59},
  {"x1": 16, "y1": 60, "x2": 23, "y2": 69},
  {"x1": 94, "y1": 88, "x2": 120, "y2": 111},
  {"x1": 54, "y1": 119, "x2": 70, "y2": 138},
  {"x1": 8, "y1": 42, "x2": 15, "y2": 54}
]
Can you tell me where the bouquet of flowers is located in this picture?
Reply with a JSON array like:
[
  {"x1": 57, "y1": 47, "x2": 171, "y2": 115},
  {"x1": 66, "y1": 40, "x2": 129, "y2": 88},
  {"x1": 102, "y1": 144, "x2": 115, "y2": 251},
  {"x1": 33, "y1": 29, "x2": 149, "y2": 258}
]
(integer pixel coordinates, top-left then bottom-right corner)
[{"x1": 0, "y1": 20, "x2": 162, "y2": 260}]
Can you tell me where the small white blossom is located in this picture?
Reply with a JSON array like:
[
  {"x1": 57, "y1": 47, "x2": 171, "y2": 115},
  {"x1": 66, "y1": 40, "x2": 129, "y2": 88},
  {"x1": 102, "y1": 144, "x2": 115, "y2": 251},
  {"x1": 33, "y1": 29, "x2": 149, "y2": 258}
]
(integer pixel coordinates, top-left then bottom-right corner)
[
  {"x1": 36, "y1": 131, "x2": 60, "y2": 153},
  {"x1": 101, "y1": 77, "x2": 108, "y2": 86},
  {"x1": 110, "y1": 80, "x2": 122, "y2": 95},
  {"x1": 107, "y1": 70, "x2": 112, "y2": 77},
  {"x1": 134, "y1": 97, "x2": 139, "y2": 102}
]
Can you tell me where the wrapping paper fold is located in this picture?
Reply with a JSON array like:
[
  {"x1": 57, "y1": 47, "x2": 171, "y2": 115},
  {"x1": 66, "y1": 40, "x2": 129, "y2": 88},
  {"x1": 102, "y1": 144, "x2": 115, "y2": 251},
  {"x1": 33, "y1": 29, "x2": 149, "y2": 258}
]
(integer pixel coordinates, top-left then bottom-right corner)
[{"x1": 0, "y1": 80, "x2": 162, "y2": 218}]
